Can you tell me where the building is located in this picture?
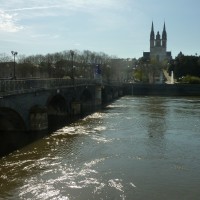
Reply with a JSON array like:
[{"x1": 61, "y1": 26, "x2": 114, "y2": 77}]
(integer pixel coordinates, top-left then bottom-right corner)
[{"x1": 143, "y1": 22, "x2": 172, "y2": 83}]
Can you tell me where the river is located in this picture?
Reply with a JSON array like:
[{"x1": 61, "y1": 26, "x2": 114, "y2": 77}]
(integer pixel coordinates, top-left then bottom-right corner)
[{"x1": 0, "y1": 96, "x2": 200, "y2": 200}]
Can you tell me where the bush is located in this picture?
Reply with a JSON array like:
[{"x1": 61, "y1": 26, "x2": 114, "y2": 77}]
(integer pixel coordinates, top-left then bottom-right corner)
[{"x1": 180, "y1": 75, "x2": 200, "y2": 84}]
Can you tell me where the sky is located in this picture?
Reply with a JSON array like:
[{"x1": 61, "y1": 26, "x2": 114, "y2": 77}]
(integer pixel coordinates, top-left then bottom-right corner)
[{"x1": 0, "y1": 0, "x2": 200, "y2": 59}]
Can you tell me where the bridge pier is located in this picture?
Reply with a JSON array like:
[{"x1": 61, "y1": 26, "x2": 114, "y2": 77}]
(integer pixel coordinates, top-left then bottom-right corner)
[
  {"x1": 95, "y1": 86, "x2": 102, "y2": 109},
  {"x1": 30, "y1": 107, "x2": 48, "y2": 131},
  {"x1": 71, "y1": 101, "x2": 81, "y2": 115},
  {"x1": 119, "y1": 89, "x2": 123, "y2": 96}
]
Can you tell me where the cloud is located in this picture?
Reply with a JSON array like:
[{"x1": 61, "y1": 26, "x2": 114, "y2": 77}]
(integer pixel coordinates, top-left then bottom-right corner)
[
  {"x1": 63, "y1": 0, "x2": 127, "y2": 14},
  {"x1": 30, "y1": 33, "x2": 60, "y2": 39},
  {"x1": 3, "y1": 0, "x2": 125, "y2": 16},
  {"x1": 74, "y1": 43, "x2": 81, "y2": 46},
  {"x1": 0, "y1": 10, "x2": 23, "y2": 32},
  {"x1": 5, "y1": 5, "x2": 61, "y2": 12},
  {"x1": 1, "y1": 0, "x2": 128, "y2": 33}
]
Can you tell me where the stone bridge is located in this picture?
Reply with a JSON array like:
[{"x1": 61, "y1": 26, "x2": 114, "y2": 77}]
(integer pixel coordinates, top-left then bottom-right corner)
[{"x1": 0, "y1": 78, "x2": 123, "y2": 131}]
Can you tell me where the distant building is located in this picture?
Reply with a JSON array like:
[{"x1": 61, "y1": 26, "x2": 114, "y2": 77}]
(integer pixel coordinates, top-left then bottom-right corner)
[{"x1": 143, "y1": 22, "x2": 172, "y2": 83}]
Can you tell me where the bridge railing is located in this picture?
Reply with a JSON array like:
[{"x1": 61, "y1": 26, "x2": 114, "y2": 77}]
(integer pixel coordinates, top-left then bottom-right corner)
[
  {"x1": 0, "y1": 78, "x2": 95, "y2": 95},
  {"x1": 0, "y1": 78, "x2": 123, "y2": 96}
]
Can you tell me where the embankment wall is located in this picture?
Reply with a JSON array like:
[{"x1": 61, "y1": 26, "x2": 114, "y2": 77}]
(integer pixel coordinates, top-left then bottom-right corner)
[{"x1": 123, "y1": 84, "x2": 200, "y2": 96}]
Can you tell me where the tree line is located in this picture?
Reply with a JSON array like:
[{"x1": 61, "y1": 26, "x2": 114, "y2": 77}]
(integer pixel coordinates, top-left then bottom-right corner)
[
  {"x1": 0, "y1": 50, "x2": 117, "y2": 79},
  {"x1": 1, "y1": 49, "x2": 199, "y2": 83}
]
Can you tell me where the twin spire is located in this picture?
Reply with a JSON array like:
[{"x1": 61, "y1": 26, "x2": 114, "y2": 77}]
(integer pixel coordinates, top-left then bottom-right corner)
[{"x1": 150, "y1": 21, "x2": 167, "y2": 48}]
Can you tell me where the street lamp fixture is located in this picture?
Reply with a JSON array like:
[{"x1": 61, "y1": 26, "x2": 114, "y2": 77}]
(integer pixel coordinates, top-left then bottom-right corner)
[{"x1": 11, "y1": 51, "x2": 18, "y2": 79}]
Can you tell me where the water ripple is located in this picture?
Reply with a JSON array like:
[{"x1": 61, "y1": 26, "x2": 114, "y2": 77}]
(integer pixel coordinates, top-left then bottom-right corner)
[
  {"x1": 1, "y1": 96, "x2": 200, "y2": 200},
  {"x1": 108, "y1": 179, "x2": 124, "y2": 192}
]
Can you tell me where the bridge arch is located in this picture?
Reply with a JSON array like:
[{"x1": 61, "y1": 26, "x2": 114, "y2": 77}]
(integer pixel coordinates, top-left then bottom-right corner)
[
  {"x1": 0, "y1": 108, "x2": 26, "y2": 131},
  {"x1": 47, "y1": 94, "x2": 68, "y2": 114}
]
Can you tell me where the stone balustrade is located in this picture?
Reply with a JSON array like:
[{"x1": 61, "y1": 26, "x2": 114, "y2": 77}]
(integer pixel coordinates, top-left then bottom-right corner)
[
  {"x1": 0, "y1": 78, "x2": 123, "y2": 96},
  {"x1": 0, "y1": 78, "x2": 96, "y2": 96}
]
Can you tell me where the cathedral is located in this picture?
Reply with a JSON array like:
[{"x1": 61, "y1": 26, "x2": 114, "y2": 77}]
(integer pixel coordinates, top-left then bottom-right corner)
[
  {"x1": 143, "y1": 22, "x2": 172, "y2": 83},
  {"x1": 143, "y1": 22, "x2": 171, "y2": 62}
]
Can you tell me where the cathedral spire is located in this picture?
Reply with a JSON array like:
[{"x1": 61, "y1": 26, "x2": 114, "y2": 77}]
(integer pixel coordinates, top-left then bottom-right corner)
[
  {"x1": 163, "y1": 22, "x2": 166, "y2": 32},
  {"x1": 151, "y1": 21, "x2": 154, "y2": 32},
  {"x1": 150, "y1": 21, "x2": 155, "y2": 39},
  {"x1": 162, "y1": 22, "x2": 167, "y2": 40},
  {"x1": 150, "y1": 21, "x2": 155, "y2": 48},
  {"x1": 162, "y1": 22, "x2": 167, "y2": 48}
]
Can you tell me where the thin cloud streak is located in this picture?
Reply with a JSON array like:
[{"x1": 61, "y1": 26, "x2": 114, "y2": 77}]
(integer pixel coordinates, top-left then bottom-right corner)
[
  {"x1": 5, "y1": 5, "x2": 61, "y2": 12},
  {"x1": 3, "y1": 0, "x2": 126, "y2": 14},
  {"x1": 30, "y1": 33, "x2": 60, "y2": 39}
]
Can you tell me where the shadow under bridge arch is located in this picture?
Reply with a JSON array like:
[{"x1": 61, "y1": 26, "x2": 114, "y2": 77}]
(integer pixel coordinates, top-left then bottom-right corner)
[
  {"x1": 47, "y1": 94, "x2": 69, "y2": 130},
  {"x1": 80, "y1": 88, "x2": 94, "y2": 115},
  {"x1": 0, "y1": 108, "x2": 26, "y2": 131}
]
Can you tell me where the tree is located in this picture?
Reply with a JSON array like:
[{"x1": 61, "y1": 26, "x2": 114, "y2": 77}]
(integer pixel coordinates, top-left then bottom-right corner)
[
  {"x1": 0, "y1": 53, "x2": 12, "y2": 62},
  {"x1": 17, "y1": 63, "x2": 37, "y2": 78},
  {"x1": 169, "y1": 52, "x2": 200, "y2": 79},
  {"x1": 55, "y1": 59, "x2": 68, "y2": 78}
]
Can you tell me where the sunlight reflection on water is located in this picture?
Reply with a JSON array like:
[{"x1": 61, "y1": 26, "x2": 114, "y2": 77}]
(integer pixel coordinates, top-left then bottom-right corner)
[{"x1": 0, "y1": 96, "x2": 200, "y2": 200}]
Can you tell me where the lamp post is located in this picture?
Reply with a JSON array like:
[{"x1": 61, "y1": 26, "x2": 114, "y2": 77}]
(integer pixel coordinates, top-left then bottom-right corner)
[
  {"x1": 11, "y1": 51, "x2": 18, "y2": 79},
  {"x1": 106, "y1": 64, "x2": 111, "y2": 83},
  {"x1": 70, "y1": 50, "x2": 75, "y2": 80}
]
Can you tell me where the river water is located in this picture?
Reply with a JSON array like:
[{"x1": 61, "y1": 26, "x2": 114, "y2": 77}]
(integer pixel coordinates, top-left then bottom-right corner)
[{"x1": 0, "y1": 96, "x2": 200, "y2": 200}]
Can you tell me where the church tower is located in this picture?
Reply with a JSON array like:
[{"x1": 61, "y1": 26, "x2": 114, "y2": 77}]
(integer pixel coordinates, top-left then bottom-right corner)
[
  {"x1": 143, "y1": 21, "x2": 172, "y2": 83},
  {"x1": 149, "y1": 22, "x2": 169, "y2": 62},
  {"x1": 144, "y1": 21, "x2": 171, "y2": 63},
  {"x1": 149, "y1": 22, "x2": 167, "y2": 53}
]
